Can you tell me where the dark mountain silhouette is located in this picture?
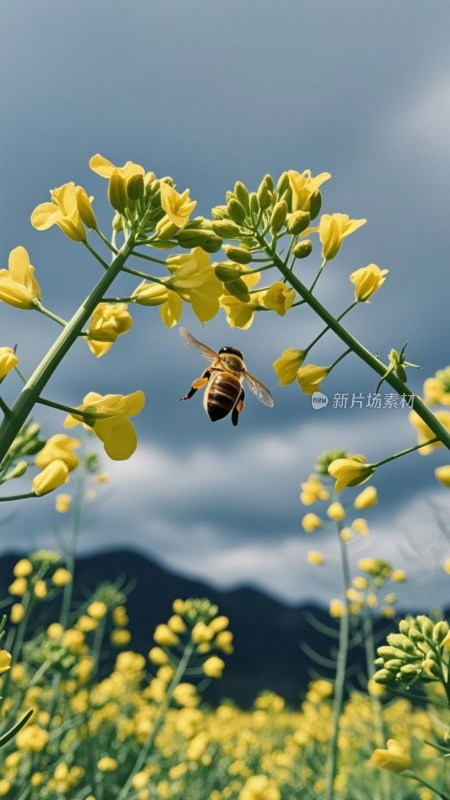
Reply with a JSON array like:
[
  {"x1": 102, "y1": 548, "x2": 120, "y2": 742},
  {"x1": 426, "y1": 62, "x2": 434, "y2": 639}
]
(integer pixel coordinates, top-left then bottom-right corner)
[{"x1": 0, "y1": 549, "x2": 394, "y2": 707}]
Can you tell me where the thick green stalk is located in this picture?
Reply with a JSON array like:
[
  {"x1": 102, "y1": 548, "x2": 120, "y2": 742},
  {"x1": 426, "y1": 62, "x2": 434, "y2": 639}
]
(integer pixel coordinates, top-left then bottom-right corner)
[
  {"x1": 324, "y1": 525, "x2": 352, "y2": 800},
  {"x1": 259, "y1": 236, "x2": 450, "y2": 450},
  {"x1": 0, "y1": 234, "x2": 136, "y2": 465}
]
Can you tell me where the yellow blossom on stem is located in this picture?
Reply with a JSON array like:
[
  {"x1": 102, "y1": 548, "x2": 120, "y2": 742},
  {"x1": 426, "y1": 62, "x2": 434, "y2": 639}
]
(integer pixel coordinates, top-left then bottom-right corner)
[
  {"x1": 328, "y1": 455, "x2": 374, "y2": 491},
  {"x1": 166, "y1": 248, "x2": 222, "y2": 323},
  {"x1": 110, "y1": 629, "x2": 131, "y2": 646},
  {"x1": 89, "y1": 154, "x2": 144, "y2": 213},
  {"x1": 391, "y1": 569, "x2": 407, "y2": 582},
  {"x1": 87, "y1": 601, "x2": 107, "y2": 620},
  {"x1": 34, "y1": 580, "x2": 47, "y2": 599},
  {"x1": 408, "y1": 410, "x2": 450, "y2": 454},
  {"x1": 9, "y1": 577, "x2": 27, "y2": 596},
  {"x1": 13, "y1": 558, "x2": 33, "y2": 577},
  {"x1": 16, "y1": 725, "x2": 49, "y2": 753},
  {"x1": 0, "y1": 650, "x2": 12, "y2": 674},
  {"x1": 10, "y1": 603, "x2": 25, "y2": 623},
  {"x1": 300, "y1": 475, "x2": 330, "y2": 505},
  {"x1": 296, "y1": 364, "x2": 329, "y2": 395},
  {"x1": 287, "y1": 169, "x2": 331, "y2": 213},
  {"x1": 64, "y1": 390, "x2": 145, "y2": 460},
  {"x1": 33, "y1": 460, "x2": 69, "y2": 496},
  {"x1": 219, "y1": 269, "x2": 261, "y2": 329},
  {"x1": 52, "y1": 567, "x2": 72, "y2": 587},
  {"x1": 423, "y1": 367, "x2": 450, "y2": 406},
  {"x1": 273, "y1": 349, "x2": 306, "y2": 386},
  {"x1": 329, "y1": 599, "x2": 346, "y2": 618},
  {"x1": 371, "y1": 739, "x2": 413, "y2": 773},
  {"x1": 86, "y1": 303, "x2": 133, "y2": 358},
  {"x1": 31, "y1": 182, "x2": 89, "y2": 242},
  {"x1": 35, "y1": 434, "x2": 80, "y2": 472},
  {"x1": 160, "y1": 182, "x2": 197, "y2": 228},
  {"x1": 352, "y1": 518, "x2": 369, "y2": 536},
  {"x1": 55, "y1": 493, "x2": 71, "y2": 513},
  {"x1": 0, "y1": 246, "x2": 41, "y2": 310},
  {"x1": 132, "y1": 281, "x2": 182, "y2": 328},
  {"x1": 307, "y1": 551, "x2": 325, "y2": 566},
  {"x1": 327, "y1": 502, "x2": 345, "y2": 522},
  {"x1": 0, "y1": 347, "x2": 18, "y2": 380},
  {"x1": 258, "y1": 281, "x2": 296, "y2": 315},
  {"x1": 350, "y1": 264, "x2": 389, "y2": 302},
  {"x1": 354, "y1": 485, "x2": 377, "y2": 509},
  {"x1": 435, "y1": 465, "x2": 450, "y2": 486},
  {"x1": 318, "y1": 213, "x2": 367, "y2": 260},
  {"x1": 302, "y1": 513, "x2": 322, "y2": 532},
  {"x1": 203, "y1": 656, "x2": 225, "y2": 679}
]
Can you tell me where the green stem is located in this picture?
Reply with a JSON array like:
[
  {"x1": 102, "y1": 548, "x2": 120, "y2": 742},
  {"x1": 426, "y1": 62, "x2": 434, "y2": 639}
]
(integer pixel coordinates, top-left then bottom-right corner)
[
  {"x1": 117, "y1": 640, "x2": 195, "y2": 800},
  {"x1": 309, "y1": 258, "x2": 328, "y2": 292},
  {"x1": 35, "y1": 303, "x2": 68, "y2": 327},
  {"x1": 59, "y1": 463, "x2": 85, "y2": 629},
  {"x1": 324, "y1": 522, "x2": 352, "y2": 800},
  {"x1": 36, "y1": 396, "x2": 91, "y2": 421},
  {"x1": 0, "y1": 397, "x2": 11, "y2": 417},
  {"x1": 373, "y1": 438, "x2": 439, "y2": 469},
  {"x1": 0, "y1": 233, "x2": 136, "y2": 465},
  {"x1": 402, "y1": 771, "x2": 449, "y2": 800},
  {"x1": 0, "y1": 493, "x2": 36, "y2": 502},
  {"x1": 257, "y1": 234, "x2": 450, "y2": 449}
]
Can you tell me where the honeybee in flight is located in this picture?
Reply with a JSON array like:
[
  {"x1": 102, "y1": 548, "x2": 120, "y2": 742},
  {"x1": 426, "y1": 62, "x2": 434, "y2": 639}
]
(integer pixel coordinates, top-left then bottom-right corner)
[{"x1": 179, "y1": 327, "x2": 274, "y2": 426}]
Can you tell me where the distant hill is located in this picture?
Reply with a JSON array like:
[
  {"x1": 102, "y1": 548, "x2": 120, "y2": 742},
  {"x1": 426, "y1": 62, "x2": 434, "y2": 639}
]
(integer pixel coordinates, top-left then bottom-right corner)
[{"x1": 0, "y1": 549, "x2": 393, "y2": 707}]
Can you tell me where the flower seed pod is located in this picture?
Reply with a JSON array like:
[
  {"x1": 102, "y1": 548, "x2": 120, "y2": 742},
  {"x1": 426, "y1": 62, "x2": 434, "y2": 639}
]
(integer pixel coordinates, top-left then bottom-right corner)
[
  {"x1": 224, "y1": 245, "x2": 252, "y2": 265},
  {"x1": 293, "y1": 241, "x2": 313, "y2": 259}
]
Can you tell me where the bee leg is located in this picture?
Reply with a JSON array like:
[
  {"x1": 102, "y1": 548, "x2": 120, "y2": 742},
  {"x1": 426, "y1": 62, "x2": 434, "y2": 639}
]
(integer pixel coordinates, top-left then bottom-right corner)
[
  {"x1": 180, "y1": 370, "x2": 211, "y2": 401},
  {"x1": 231, "y1": 388, "x2": 245, "y2": 427}
]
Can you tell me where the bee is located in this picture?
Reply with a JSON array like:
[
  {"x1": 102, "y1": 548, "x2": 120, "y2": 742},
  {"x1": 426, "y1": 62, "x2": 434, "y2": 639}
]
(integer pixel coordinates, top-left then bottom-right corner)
[{"x1": 179, "y1": 327, "x2": 274, "y2": 426}]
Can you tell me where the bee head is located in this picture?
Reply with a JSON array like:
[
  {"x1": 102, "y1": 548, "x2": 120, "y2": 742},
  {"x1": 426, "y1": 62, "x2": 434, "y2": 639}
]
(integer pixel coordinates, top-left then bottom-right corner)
[{"x1": 219, "y1": 345, "x2": 243, "y2": 359}]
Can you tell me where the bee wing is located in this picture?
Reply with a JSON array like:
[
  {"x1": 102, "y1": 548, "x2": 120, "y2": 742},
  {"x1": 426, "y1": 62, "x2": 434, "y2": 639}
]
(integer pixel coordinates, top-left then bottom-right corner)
[
  {"x1": 244, "y1": 370, "x2": 274, "y2": 407},
  {"x1": 179, "y1": 327, "x2": 223, "y2": 363}
]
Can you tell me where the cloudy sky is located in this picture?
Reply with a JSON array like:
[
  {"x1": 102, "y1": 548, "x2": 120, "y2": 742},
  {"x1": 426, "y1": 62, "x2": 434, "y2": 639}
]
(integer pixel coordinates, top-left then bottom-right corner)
[{"x1": 0, "y1": 0, "x2": 449, "y2": 608}]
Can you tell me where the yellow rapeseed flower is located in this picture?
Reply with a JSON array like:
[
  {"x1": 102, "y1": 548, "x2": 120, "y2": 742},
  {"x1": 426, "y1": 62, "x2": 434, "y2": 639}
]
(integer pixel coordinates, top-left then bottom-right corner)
[
  {"x1": 9, "y1": 577, "x2": 28, "y2": 596},
  {"x1": 307, "y1": 551, "x2": 325, "y2": 566},
  {"x1": 352, "y1": 518, "x2": 369, "y2": 536},
  {"x1": 132, "y1": 281, "x2": 182, "y2": 328},
  {"x1": 32, "y1": 460, "x2": 69, "y2": 495},
  {"x1": 97, "y1": 757, "x2": 118, "y2": 773},
  {"x1": 435, "y1": 465, "x2": 450, "y2": 487},
  {"x1": 391, "y1": 569, "x2": 407, "y2": 582},
  {"x1": 86, "y1": 303, "x2": 133, "y2": 358},
  {"x1": 300, "y1": 474, "x2": 330, "y2": 505},
  {"x1": 35, "y1": 434, "x2": 80, "y2": 472},
  {"x1": 55, "y1": 493, "x2": 72, "y2": 513},
  {"x1": 423, "y1": 367, "x2": 450, "y2": 406},
  {"x1": 87, "y1": 601, "x2": 107, "y2": 620},
  {"x1": 287, "y1": 169, "x2": 331, "y2": 213},
  {"x1": 408, "y1": 410, "x2": 450, "y2": 454},
  {"x1": 153, "y1": 624, "x2": 179, "y2": 647},
  {"x1": 354, "y1": 486, "x2": 377, "y2": 509},
  {"x1": 371, "y1": 739, "x2": 413, "y2": 773},
  {"x1": 160, "y1": 182, "x2": 197, "y2": 228},
  {"x1": 327, "y1": 502, "x2": 346, "y2": 521},
  {"x1": 328, "y1": 455, "x2": 374, "y2": 491},
  {"x1": 329, "y1": 599, "x2": 346, "y2": 618},
  {"x1": 203, "y1": 656, "x2": 225, "y2": 678},
  {"x1": 166, "y1": 248, "x2": 222, "y2": 323},
  {"x1": 52, "y1": 567, "x2": 72, "y2": 586},
  {"x1": 0, "y1": 246, "x2": 41, "y2": 310},
  {"x1": 10, "y1": 603, "x2": 25, "y2": 623},
  {"x1": 13, "y1": 558, "x2": 33, "y2": 577},
  {"x1": 258, "y1": 282, "x2": 296, "y2": 315},
  {"x1": 31, "y1": 182, "x2": 90, "y2": 242},
  {"x1": 301, "y1": 513, "x2": 322, "y2": 532},
  {"x1": 0, "y1": 347, "x2": 18, "y2": 380},
  {"x1": 318, "y1": 213, "x2": 367, "y2": 260},
  {"x1": 273, "y1": 349, "x2": 306, "y2": 386},
  {"x1": 34, "y1": 580, "x2": 47, "y2": 599},
  {"x1": 110, "y1": 629, "x2": 131, "y2": 646},
  {"x1": 16, "y1": 724, "x2": 49, "y2": 752},
  {"x1": 350, "y1": 264, "x2": 389, "y2": 302},
  {"x1": 0, "y1": 650, "x2": 12, "y2": 673},
  {"x1": 296, "y1": 364, "x2": 329, "y2": 395},
  {"x1": 64, "y1": 390, "x2": 145, "y2": 460}
]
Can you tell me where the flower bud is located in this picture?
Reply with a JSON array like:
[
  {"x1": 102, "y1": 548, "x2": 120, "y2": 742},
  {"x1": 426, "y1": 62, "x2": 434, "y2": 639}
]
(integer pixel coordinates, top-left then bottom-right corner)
[
  {"x1": 108, "y1": 173, "x2": 128, "y2": 214},
  {"x1": 32, "y1": 460, "x2": 69, "y2": 496},
  {"x1": 417, "y1": 616, "x2": 434, "y2": 638},
  {"x1": 270, "y1": 201, "x2": 288, "y2": 233},
  {"x1": 215, "y1": 264, "x2": 244, "y2": 283},
  {"x1": 75, "y1": 187, "x2": 97, "y2": 229},
  {"x1": 293, "y1": 240, "x2": 313, "y2": 259},
  {"x1": 223, "y1": 279, "x2": 251, "y2": 303},
  {"x1": 309, "y1": 190, "x2": 322, "y2": 219},
  {"x1": 0, "y1": 347, "x2": 19, "y2": 380},
  {"x1": 276, "y1": 172, "x2": 289, "y2": 194},
  {"x1": 432, "y1": 620, "x2": 449, "y2": 643},
  {"x1": 127, "y1": 174, "x2": 144, "y2": 201},
  {"x1": 155, "y1": 217, "x2": 179, "y2": 239},
  {"x1": 257, "y1": 177, "x2": 272, "y2": 210},
  {"x1": 227, "y1": 198, "x2": 247, "y2": 224},
  {"x1": 234, "y1": 181, "x2": 250, "y2": 211},
  {"x1": 176, "y1": 228, "x2": 209, "y2": 248},
  {"x1": 198, "y1": 233, "x2": 223, "y2": 253},
  {"x1": 399, "y1": 663, "x2": 421, "y2": 676},
  {"x1": 288, "y1": 210, "x2": 310, "y2": 235},
  {"x1": 4, "y1": 461, "x2": 28, "y2": 480},
  {"x1": 224, "y1": 245, "x2": 252, "y2": 265},
  {"x1": 211, "y1": 204, "x2": 229, "y2": 221},
  {"x1": 211, "y1": 220, "x2": 242, "y2": 238},
  {"x1": 249, "y1": 193, "x2": 259, "y2": 215}
]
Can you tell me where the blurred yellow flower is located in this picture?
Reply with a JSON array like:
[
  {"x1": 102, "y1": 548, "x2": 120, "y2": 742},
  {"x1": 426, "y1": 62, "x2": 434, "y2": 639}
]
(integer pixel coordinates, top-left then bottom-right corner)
[
  {"x1": 327, "y1": 502, "x2": 345, "y2": 521},
  {"x1": 408, "y1": 410, "x2": 450, "y2": 454},
  {"x1": 0, "y1": 246, "x2": 41, "y2": 310},
  {"x1": 13, "y1": 558, "x2": 33, "y2": 578},
  {"x1": 31, "y1": 182, "x2": 90, "y2": 242},
  {"x1": 55, "y1": 493, "x2": 72, "y2": 513},
  {"x1": 328, "y1": 455, "x2": 374, "y2": 491},
  {"x1": 371, "y1": 739, "x2": 413, "y2": 773},
  {"x1": 0, "y1": 347, "x2": 18, "y2": 380},
  {"x1": 64, "y1": 390, "x2": 145, "y2": 460},
  {"x1": 423, "y1": 367, "x2": 450, "y2": 406},
  {"x1": 307, "y1": 551, "x2": 325, "y2": 566},
  {"x1": 352, "y1": 518, "x2": 369, "y2": 536},
  {"x1": 9, "y1": 577, "x2": 27, "y2": 596},
  {"x1": 35, "y1": 434, "x2": 80, "y2": 472},
  {"x1": 86, "y1": 303, "x2": 133, "y2": 358},
  {"x1": 273, "y1": 349, "x2": 306, "y2": 386},
  {"x1": 301, "y1": 513, "x2": 322, "y2": 532},
  {"x1": 97, "y1": 757, "x2": 118, "y2": 773},
  {"x1": 16, "y1": 724, "x2": 49, "y2": 752},
  {"x1": 391, "y1": 569, "x2": 407, "y2": 583},
  {"x1": 300, "y1": 474, "x2": 330, "y2": 505},
  {"x1": 110, "y1": 629, "x2": 131, "y2": 646},
  {"x1": 10, "y1": 603, "x2": 25, "y2": 623},
  {"x1": 0, "y1": 650, "x2": 12, "y2": 674},
  {"x1": 354, "y1": 486, "x2": 377, "y2": 509},
  {"x1": 435, "y1": 465, "x2": 450, "y2": 486},
  {"x1": 318, "y1": 213, "x2": 367, "y2": 260},
  {"x1": 52, "y1": 567, "x2": 72, "y2": 587},
  {"x1": 87, "y1": 601, "x2": 107, "y2": 620},
  {"x1": 32, "y1": 460, "x2": 69, "y2": 496},
  {"x1": 160, "y1": 182, "x2": 197, "y2": 228},
  {"x1": 203, "y1": 656, "x2": 225, "y2": 678},
  {"x1": 350, "y1": 264, "x2": 388, "y2": 302},
  {"x1": 34, "y1": 580, "x2": 47, "y2": 599}
]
